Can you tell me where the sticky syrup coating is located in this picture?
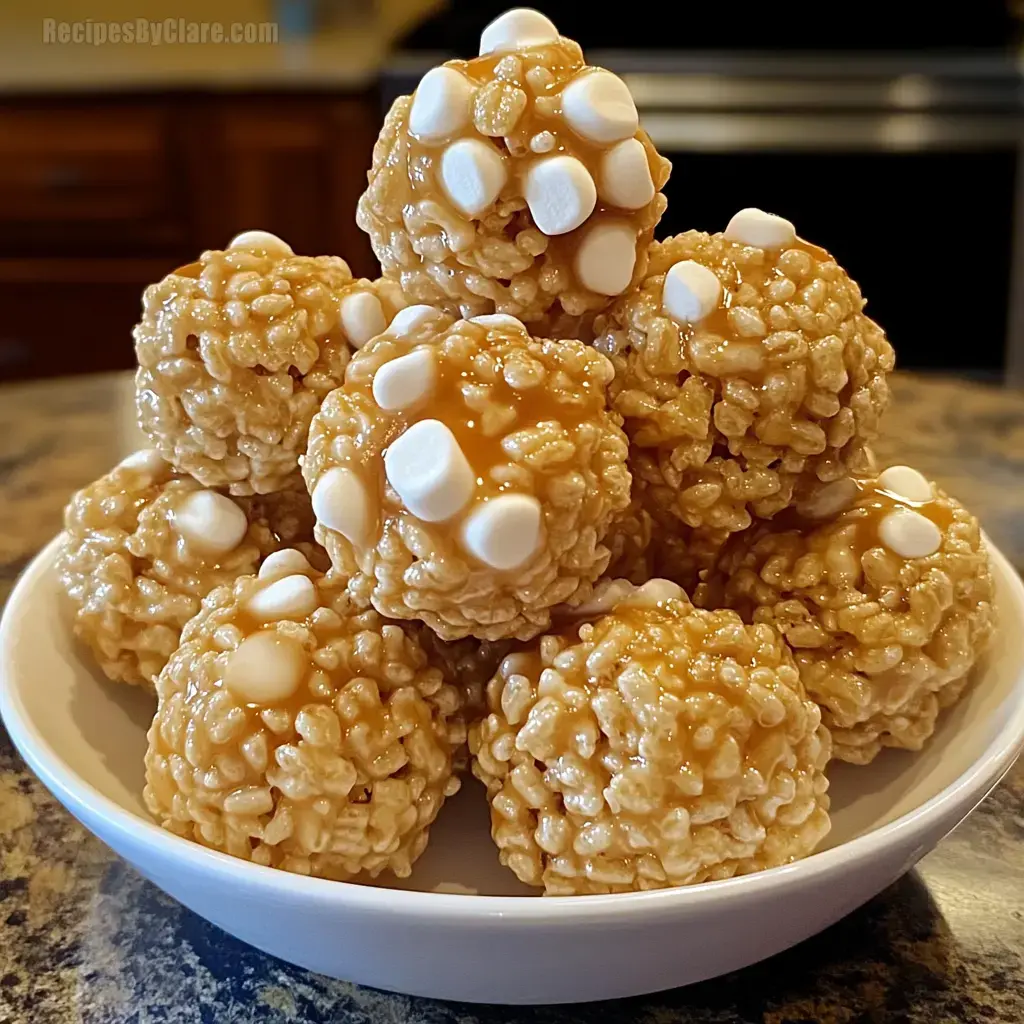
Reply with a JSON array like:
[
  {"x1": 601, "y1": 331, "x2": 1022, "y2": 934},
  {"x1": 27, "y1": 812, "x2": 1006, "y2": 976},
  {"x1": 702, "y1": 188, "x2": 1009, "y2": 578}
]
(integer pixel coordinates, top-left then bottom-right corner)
[
  {"x1": 471, "y1": 597, "x2": 831, "y2": 895},
  {"x1": 697, "y1": 481, "x2": 996, "y2": 764},
  {"x1": 57, "y1": 452, "x2": 319, "y2": 689},
  {"x1": 135, "y1": 246, "x2": 403, "y2": 495},
  {"x1": 303, "y1": 317, "x2": 632, "y2": 640},
  {"x1": 596, "y1": 231, "x2": 895, "y2": 535},
  {"x1": 144, "y1": 573, "x2": 462, "y2": 880},
  {"x1": 357, "y1": 39, "x2": 670, "y2": 333}
]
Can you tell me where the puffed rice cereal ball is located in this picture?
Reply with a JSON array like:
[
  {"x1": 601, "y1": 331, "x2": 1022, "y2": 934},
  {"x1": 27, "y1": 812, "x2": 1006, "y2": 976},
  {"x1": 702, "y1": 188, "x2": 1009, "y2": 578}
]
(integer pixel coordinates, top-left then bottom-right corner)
[
  {"x1": 57, "y1": 449, "x2": 318, "y2": 689},
  {"x1": 303, "y1": 309, "x2": 632, "y2": 640},
  {"x1": 357, "y1": 8, "x2": 670, "y2": 332},
  {"x1": 597, "y1": 210, "x2": 895, "y2": 535},
  {"x1": 135, "y1": 230, "x2": 406, "y2": 495},
  {"x1": 699, "y1": 466, "x2": 996, "y2": 764},
  {"x1": 144, "y1": 558, "x2": 462, "y2": 879},
  {"x1": 470, "y1": 579, "x2": 832, "y2": 894}
]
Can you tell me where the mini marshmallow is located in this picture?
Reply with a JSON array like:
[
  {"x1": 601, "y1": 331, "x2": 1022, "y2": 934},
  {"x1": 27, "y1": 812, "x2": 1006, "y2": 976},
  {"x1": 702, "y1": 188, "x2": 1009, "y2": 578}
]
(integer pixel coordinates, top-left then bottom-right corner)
[
  {"x1": 662, "y1": 260, "x2": 723, "y2": 325},
  {"x1": 470, "y1": 313, "x2": 528, "y2": 333},
  {"x1": 479, "y1": 7, "x2": 559, "y2": 55},
  {"x1": 524, "y1": 155, "x2": 597, "y2": 236},
  {"x1": 224, "y1": 631, "x2": 307, "y2": 703},
  {"x1": 245, "y1": 574, "x2": 319, "y2": 622},
  {"x1": 258, "y1": 548, "x2": 316, "y2": 582},
  {"x1": 385, "y1": 420, "x2": 475, "y2": 522},
  {"x1": 174, "y1": 490, "x2": 248, "y2": 556},
  {"x1": 409, "y1": 66, "x2": 475, "y2": 144},
  {"x1": 724, "y1": 208, "x2": 796, "y2": 249},
  {"x1": 796, "y1": 478, "x2": 860, "y2": 520},
  {"x1": 878, "y1": 465, "x2": 933, "y2": 504},
  {"x1": 228, "y1": 230, "x2": 293, "y2": 255},
  {"x1": 570, "y1": 579, "x2": 637, "y2": 618},
  {"x1": 386, "y1": 304, "x2": 446, "y2": 339},
  {"x1": 440, "y1": 138, "x2": 508, "y2": 218},
  {"x1": 312, "y1": 466, "x2": 373, "y2": 545},
  {"x1": 530, "y1": 131, "x2": 556, "y2": 153},
  {"x1": 561, "y1": 69, "x2": 639, "y2": 145},
  {"x1": 598, "y1": 138, "x2": 655, "y2": 210},
  {"x1": 878, "y1": 508, "x2": 943, "y2": 559},
  {"x1": 340, "y1": 290, "x2": 387, "y2": 349},
  {"x1": 623, "y1": 578, "x2": 686, "y2": 609},
  {"x1": 372, "y1": 347, "x2": 438, "y2": 411},
  {"x1": 575, "y1": 219, "x2": 637, "y2": 296},
  {"x1": 461, "y1": 493, "x2": 543, "y2": 570},
  {"x1": 117, "y1": 448, "x2": 168, "y2": 476}
]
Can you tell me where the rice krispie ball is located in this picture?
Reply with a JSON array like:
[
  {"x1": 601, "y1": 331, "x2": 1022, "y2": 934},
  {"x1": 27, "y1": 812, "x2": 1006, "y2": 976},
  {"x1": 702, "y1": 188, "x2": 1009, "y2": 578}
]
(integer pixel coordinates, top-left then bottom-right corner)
[
  {"x1": 144, "y1": 561, "x2": 462, "y2": 880},
  {"x1": 603, "y1": 502, "x2": 653, "y2": 584},
  {"x1": 699, "y1": 466, "x2": 996, "y2": 764},
  {"x1": 357, "y1": 9, "x2": 670, "y2": 332},
  {"x1": 303, "y1": 310, "x2": 632, "y2": 640},
  {"x1": 135, "y1": 230, "x2": 407, "y2": 495},
  {"x1": 470, "y1": 580, "x2": 832, "y2": 894},
  {"x1": 57, "y1": 449, "x2": 318, "y2": 689},
  {"x1": 596, "y1": 210, "x2": 895, "y2": 535}
]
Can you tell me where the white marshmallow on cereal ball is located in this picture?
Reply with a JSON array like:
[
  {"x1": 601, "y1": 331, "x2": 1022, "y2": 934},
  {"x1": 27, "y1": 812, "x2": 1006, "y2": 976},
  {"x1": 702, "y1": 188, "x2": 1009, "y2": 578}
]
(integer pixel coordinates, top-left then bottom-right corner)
[
  {"x1": 440, "y1": 138, "x2": 508, "y2": 218},
  {"x1": 227, "y1": 230, "x2": 293, "y2": 256},
  {"x1": 561, "y1": 69, "x2": 639, "y2": 145},
  {"x1": 470, "y1": 313, "x2": 528, "y2": 333},
  {"x1": 878, "y1": 508, "x2": 943, "y2": 559},
  {"x1": 461, "y1": 494, "x2": 543, "y2": 570},
  {"x1": 624, "y1": 578, "x2": 686, "y2": 609},
  {"x1": 386, "y1": 304, "x2": 448, "y2": 339},
  {"x1": 339, "y1": 290, "x2": 387, "y2": 349},
  {"x1": 409, "y1": 66, "x2": 475, "y2": 144},
  {"x1": 117, "y1": 448, "x2": 168, "y2": 476},
  {"x1": 524, "y1": 155, "x2": 597, "y2": 236},
  {"x1": 258, "y1": 548, "x2": 316, "y2": 582},
  {"x1": 480, "y1": 7, "x2": 559, "y2": 55},
  {"x1": 662, "y1": 260, "x2": 723, "y2": 325},
  {"x1": 372, "y1": 347, "x2": 438, "y2": 411},
  {"x1": 385, "y1": 419, "x2": 475, "y2": 523},
  {"x1": 796, "y1": 478, "x2": 860, "y2": 520},
  {"x1": 724, "y1": 208, "x2": 796, "y2": 249},
  {"x1": 312, "y1": 466, "x2": 373, "y2": 546},
  {"x1": 598, "y1": 138, "x2": 655, "y2": 210},
  {"x1": 224, "y1": 631, "x2": 307, "y2": 703},
  {"x1": 575, "y1": 219, "x2": 637, "y2": 296},
  {"x1": 174, "y1": 490, "x2": 248, "y2": 556},
  {"x1": 878, "y1": 465, "x2": 933, "y2": 504},
  {"x1": 245, "y1": 574, "x2": 320, "y2": 622}
]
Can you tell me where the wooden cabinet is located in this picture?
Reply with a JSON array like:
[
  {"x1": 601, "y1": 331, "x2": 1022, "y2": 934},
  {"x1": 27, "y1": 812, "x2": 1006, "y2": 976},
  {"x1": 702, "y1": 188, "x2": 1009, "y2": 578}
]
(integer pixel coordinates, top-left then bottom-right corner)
[{"x1": 0, "y1": 93, "x2": 378, "y2": 381}]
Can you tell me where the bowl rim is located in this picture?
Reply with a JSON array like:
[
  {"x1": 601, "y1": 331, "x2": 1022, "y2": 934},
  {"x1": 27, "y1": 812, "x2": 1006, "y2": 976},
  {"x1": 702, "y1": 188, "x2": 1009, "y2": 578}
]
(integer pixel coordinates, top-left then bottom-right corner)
[{"x1": 3, "y1": 532, "x2": 1023, "y2": 924}]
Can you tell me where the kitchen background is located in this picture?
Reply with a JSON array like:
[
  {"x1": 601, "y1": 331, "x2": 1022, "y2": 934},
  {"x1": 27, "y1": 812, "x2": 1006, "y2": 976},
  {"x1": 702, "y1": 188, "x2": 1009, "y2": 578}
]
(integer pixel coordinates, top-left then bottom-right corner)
[{"x1": 2, "y1": 0, "x2": 1023, "y2": 383}]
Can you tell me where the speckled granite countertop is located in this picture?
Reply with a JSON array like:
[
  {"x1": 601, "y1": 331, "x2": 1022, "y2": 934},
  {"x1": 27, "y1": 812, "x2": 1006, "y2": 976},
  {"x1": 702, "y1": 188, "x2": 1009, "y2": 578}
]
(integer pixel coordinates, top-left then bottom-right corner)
[{"x1": 1, "y1": 371, "x2": 1022, "y2": 1023}]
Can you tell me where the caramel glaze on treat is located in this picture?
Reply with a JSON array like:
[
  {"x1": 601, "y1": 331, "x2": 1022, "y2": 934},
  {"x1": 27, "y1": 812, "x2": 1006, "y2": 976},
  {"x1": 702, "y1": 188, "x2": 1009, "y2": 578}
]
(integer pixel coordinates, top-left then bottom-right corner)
[
  {"x1": 56, "y1": 449, "x2": 322, "y2": 689},
  {"x1": 696, "y1": 469, "x2": 996, "y2": 765},
  {"x1": 598, "y1": 224, "x2": 895, "y2": 536},
  {"x1": 144, "y1": 566, "x2": 463, "y2": 880},
  {"x1": 470, "y1": 585, "x2": 831, "y2": 895},
  {"x1": 134, "y1": 238, "x2": 405, "y2": 496},
  {"x1": 357, "y1": 31, "x2": 670, "y2": 333},
  {"x1": 303, "y1": 314, "x2": 632, "y2": 641}
]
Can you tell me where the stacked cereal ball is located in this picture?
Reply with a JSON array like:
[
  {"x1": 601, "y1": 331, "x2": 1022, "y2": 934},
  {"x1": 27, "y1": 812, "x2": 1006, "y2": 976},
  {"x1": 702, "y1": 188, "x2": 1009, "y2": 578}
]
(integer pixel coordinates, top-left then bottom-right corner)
[
  {"x1": 696, "y1": 467, "x2": 996, "y2": 764},
  {"x1": 56, "y1": 7, "x2": 997, "y2": 895},
  {"x1": 358, "y1": 8, "x2": 671, "y2": 334}
]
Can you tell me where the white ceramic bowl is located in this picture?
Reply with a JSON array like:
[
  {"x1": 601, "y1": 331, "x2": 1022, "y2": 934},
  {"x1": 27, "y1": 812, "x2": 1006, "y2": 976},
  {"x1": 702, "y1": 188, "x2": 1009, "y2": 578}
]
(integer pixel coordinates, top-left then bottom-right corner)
[{"x1": 3, "y1": 536, "x2": 1024, "y2": 1005}]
